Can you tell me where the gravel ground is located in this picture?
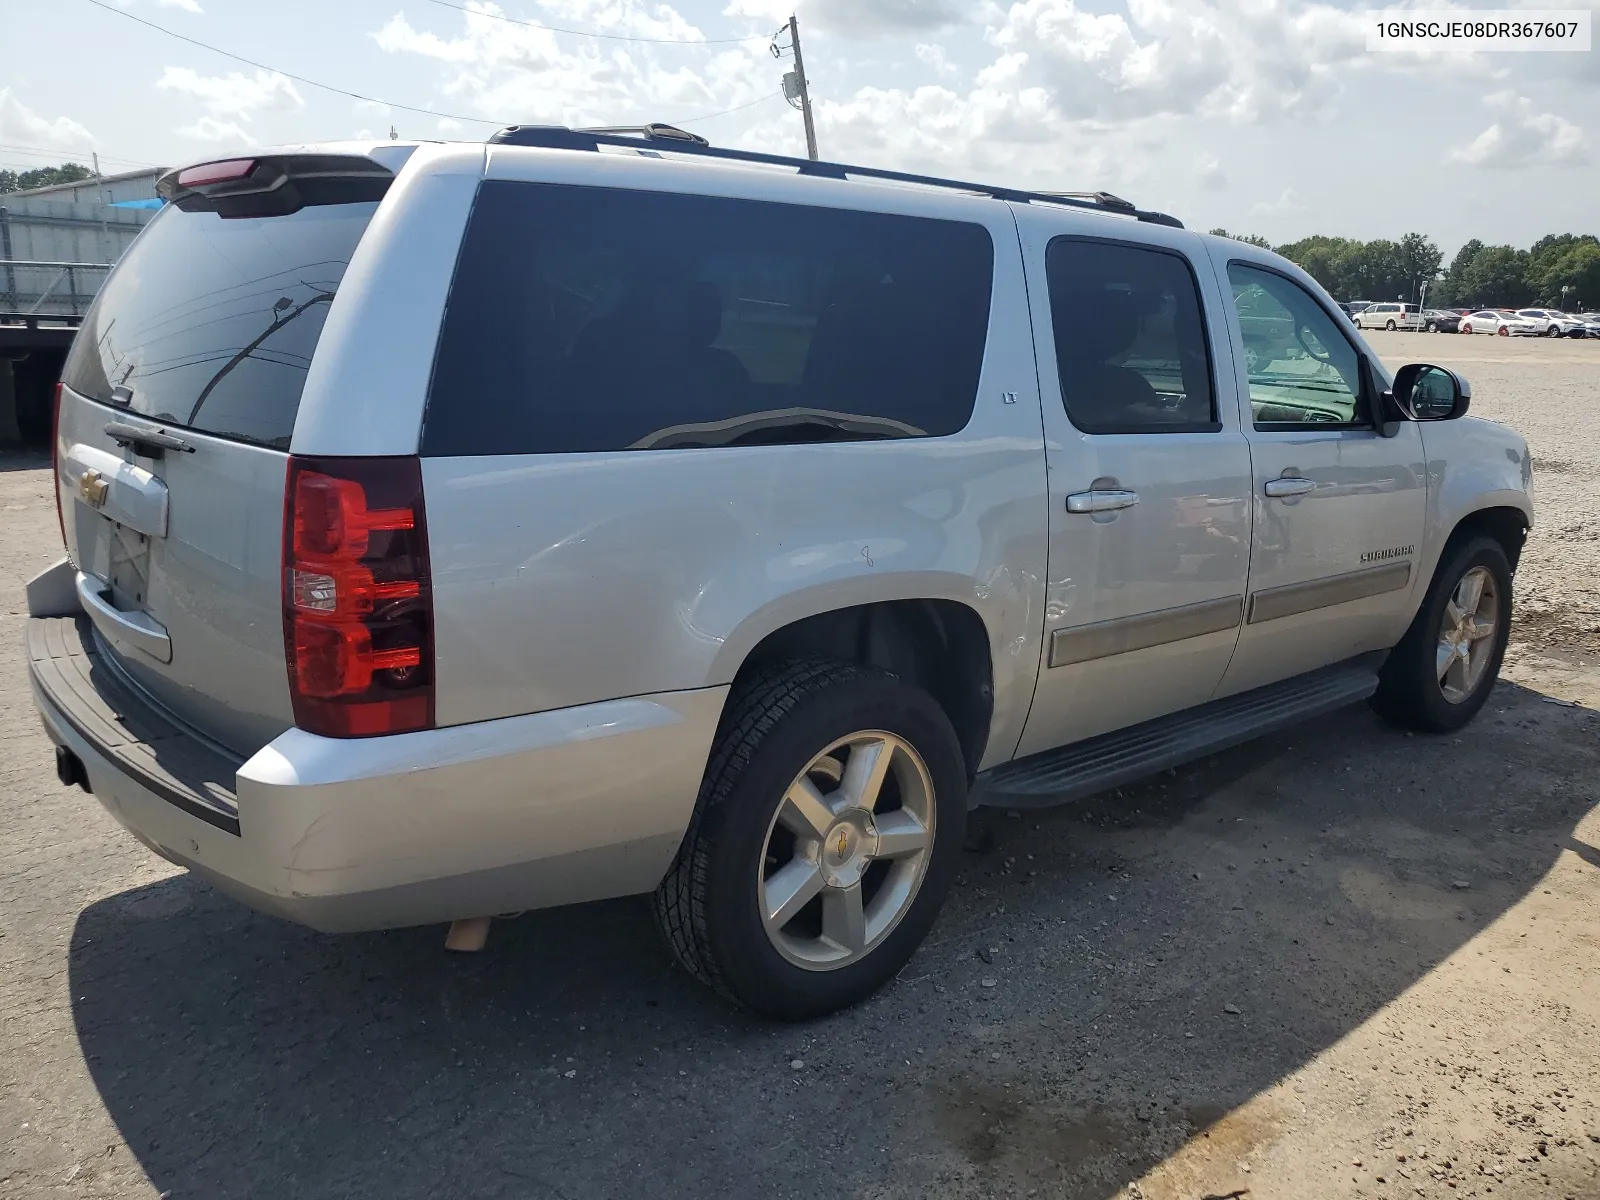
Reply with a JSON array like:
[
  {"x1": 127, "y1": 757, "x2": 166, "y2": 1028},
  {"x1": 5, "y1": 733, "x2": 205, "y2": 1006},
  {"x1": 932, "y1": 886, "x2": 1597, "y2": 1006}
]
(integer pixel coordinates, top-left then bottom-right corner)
[{"x1": 1, "y1": 335, "x2": 1597, "y2": 1200}]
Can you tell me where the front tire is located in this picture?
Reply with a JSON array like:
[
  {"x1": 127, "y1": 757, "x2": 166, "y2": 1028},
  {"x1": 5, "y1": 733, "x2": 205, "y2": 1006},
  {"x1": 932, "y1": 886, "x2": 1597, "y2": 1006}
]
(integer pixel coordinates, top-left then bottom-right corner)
[
  {"x1": 1371, "y1": 536, "x2": 1512, "y2": 733},
  {"x1": 653, "y1": 659, "x2": 967, "y2": 1020}
]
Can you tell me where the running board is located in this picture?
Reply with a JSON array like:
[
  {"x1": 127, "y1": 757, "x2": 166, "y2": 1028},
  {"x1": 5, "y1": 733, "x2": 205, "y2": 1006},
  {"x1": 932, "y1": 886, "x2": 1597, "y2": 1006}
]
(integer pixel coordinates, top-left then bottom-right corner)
[{"x1": 974, "y1": 657, "x2": 1382, "y2": 808}]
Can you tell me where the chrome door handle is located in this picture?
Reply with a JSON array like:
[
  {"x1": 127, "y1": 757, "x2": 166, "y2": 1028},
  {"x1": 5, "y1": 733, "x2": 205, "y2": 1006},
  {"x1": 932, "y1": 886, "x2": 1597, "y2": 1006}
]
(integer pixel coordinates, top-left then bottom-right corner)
[
  {"x1": 1066, "y1": 489, "x2": 1139, "y2": 514},
  {"x1": 1263, "y1": 476, "x2": 1316, "y2": 499}
]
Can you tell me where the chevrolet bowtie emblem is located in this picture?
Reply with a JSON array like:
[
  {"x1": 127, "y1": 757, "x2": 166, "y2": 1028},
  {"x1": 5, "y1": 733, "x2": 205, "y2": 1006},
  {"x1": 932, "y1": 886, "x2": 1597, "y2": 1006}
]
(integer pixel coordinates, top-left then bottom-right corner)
[
  {"x1": 78, "y1": 470, "x2": 109, "y2": 509},
  {"x1": 836, "y1": 828, "x2": 850, "y2": 858}
]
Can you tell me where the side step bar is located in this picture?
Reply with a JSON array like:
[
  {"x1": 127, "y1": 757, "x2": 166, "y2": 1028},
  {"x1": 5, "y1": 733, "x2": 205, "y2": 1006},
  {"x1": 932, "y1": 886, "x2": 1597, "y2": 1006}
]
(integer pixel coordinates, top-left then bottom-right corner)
[{"x1": 974, "y1": 656, "x2": 1383, "y2": 808}]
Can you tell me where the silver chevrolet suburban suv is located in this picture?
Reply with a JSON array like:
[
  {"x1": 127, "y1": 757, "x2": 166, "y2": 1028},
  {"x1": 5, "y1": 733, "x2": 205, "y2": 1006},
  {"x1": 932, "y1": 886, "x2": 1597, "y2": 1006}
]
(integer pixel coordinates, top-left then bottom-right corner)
[{"x1": 26, "y1": 129, "x2": 1534, "y2": 1020}]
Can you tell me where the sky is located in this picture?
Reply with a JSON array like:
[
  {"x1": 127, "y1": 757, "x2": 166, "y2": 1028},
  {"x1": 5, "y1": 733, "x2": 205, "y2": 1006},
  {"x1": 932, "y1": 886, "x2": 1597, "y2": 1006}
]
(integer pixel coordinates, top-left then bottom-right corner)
[{"x1": 1, "y1": 0, "x2": 1596, "y2": 253}]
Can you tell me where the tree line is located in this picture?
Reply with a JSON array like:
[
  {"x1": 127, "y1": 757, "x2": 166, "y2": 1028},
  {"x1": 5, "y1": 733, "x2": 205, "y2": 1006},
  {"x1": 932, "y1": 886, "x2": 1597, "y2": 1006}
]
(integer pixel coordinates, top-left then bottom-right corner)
[
  {"x1": 1210, "y1": 228, "x2": 1600, "y2": 312},
  {"x1": 0, "y1": 162, "x2": 94, "y2": 196}
]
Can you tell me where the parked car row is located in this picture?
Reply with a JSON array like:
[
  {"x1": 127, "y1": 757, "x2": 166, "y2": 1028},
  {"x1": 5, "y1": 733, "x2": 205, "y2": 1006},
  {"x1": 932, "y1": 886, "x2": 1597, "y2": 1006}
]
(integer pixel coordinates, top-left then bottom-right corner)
[{"x1": 1340, "y1": 300, "x2": 1600, "y2": 338}]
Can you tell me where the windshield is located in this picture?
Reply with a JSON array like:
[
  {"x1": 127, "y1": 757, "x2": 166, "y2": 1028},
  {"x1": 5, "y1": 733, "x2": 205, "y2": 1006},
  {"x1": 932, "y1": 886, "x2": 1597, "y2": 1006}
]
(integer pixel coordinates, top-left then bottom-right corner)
[{"x1": 62, "y1": 199, "x2": 379, "y2": 449}]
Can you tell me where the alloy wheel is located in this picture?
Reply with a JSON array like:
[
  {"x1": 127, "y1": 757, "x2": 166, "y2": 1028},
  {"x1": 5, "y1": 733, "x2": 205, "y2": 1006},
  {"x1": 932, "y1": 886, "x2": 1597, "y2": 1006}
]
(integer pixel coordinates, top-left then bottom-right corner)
[
  {"x1": 1436, "y1": 566, "x2": 1500, "y2": 704},
  {"x1": 758, "y1": 731, "x2": 936, "y2": 971}
]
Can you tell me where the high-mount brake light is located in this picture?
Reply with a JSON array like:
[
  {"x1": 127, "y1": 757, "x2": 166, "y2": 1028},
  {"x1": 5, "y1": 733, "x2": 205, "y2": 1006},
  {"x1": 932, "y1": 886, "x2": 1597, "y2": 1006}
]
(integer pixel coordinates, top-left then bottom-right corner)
[
  {"x1": 283, "y1": 457, "x2": 434, "y2": 738},
  {"x1": 176, "y1": 159, "x2": 257, "y2": 188}
]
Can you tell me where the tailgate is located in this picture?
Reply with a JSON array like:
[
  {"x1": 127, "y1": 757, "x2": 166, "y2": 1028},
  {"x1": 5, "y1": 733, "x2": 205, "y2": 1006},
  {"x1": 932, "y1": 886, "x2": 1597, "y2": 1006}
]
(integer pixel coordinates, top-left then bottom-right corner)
[{"x1": 54, "y1": 159, "x2": 388, "y2": 755}]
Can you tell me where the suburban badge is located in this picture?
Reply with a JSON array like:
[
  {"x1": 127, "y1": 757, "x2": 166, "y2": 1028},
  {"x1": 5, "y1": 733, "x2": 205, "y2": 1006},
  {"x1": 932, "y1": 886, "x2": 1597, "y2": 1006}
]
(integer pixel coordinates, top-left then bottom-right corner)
[{"x1": 1361, "y1": 545, "x2": 1414, "y2": 564}]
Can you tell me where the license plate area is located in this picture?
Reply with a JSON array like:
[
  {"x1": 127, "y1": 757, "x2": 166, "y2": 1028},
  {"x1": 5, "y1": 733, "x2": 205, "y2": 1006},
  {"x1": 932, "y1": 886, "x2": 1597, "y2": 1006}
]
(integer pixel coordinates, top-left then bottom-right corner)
[{"x1": 77, "y1": 510, "x2": 154, "y2": 614}]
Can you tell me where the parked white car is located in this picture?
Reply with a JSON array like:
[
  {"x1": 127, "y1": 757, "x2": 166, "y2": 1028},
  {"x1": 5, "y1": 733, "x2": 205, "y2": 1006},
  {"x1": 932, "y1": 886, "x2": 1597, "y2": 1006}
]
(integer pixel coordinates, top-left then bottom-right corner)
[
  {"x1": 1354, "y1": 302, "x2": 1423, "y2": 331},
  {"x1": 1459, "y1": 310, "x2": 1543, "y2": 337},
  {"x1": 1516, "y1": 309, "x2": 1591, "y2": 338}
]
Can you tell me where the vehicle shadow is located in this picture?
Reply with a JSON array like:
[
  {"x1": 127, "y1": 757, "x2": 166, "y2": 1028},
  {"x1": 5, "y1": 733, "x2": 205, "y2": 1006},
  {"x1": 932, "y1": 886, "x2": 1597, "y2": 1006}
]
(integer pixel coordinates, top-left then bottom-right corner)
[
  {"x1": 0, "y1": 449, "x2": 50, "y2": 473},
  {"x1": 68, "y1": 679, "x2": 1597, "y2": 1199}
]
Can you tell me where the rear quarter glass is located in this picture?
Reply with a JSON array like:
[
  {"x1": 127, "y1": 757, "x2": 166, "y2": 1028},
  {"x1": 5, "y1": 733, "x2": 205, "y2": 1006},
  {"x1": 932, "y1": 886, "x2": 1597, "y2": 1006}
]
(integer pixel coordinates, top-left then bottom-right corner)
[
  {"x1": 62, "y1": 199, "x2": 381, "y2": 449},
  {"x1": 420, "y1": 181, "x2": 995, "y2": 456}
]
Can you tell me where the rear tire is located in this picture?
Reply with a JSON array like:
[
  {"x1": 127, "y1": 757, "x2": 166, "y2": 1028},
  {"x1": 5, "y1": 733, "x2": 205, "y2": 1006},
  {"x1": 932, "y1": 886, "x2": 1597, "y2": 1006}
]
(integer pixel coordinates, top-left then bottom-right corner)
[
  {"x1": 1385, "y1": 320, "x2": 1397, "y2": 331},
  {"x1": 1371, "y1": 536, "x2": 1512, "y2": 734},
  {"x1": 653, "y1": 659, "x2": 967, "y2": 1021}
]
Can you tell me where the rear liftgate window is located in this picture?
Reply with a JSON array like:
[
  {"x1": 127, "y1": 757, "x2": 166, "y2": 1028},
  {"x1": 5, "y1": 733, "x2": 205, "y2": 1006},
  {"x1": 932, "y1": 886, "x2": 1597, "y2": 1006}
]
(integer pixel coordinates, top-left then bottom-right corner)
[
  {"x1": 61, "y1": 198, "x2": 379, "y2": 449},
  {"x1": 422, "y1": 182, "x2": 996, "y2": 454}
]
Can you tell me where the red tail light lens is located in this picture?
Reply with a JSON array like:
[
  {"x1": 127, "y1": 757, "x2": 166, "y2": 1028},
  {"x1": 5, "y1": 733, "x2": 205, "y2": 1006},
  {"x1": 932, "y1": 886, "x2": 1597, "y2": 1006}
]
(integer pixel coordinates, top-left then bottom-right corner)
[
  {"x1": 51, "y1": 382, "x2": 65, "y2": 548},
  {"x1": 283, "y1": 456, "x2": 433, "y2": 738}
]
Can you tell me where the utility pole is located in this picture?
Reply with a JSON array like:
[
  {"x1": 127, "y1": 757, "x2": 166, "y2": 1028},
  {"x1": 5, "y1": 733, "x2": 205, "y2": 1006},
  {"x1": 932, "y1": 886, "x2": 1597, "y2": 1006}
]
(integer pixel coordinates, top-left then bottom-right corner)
[{"x1": 772, "y1": 16, "x2": 818, "y2": 160}]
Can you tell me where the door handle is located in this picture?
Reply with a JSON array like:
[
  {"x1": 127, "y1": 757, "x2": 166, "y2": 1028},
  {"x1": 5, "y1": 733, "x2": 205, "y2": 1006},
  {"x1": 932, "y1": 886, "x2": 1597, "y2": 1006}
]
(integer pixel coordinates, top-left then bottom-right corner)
[
  {"x1": 1066, "y1": 489, "x2": 1139, "y2": 514},
  {"x1": 76, "y1": 571, "x2": 173, "y2": 664},
  {"x1": 1263, "y1": 476, "x2": 1316, "y2": 499}
]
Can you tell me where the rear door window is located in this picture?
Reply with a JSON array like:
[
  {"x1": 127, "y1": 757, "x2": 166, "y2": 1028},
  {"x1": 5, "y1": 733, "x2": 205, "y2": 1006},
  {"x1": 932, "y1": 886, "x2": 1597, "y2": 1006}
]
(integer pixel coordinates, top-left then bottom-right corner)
[
  {"x1": 422, "y1": 182, "x2": 995, "y2": 455},
  {"x1": 61, "y1": 200, "x2": 379, "y2": 449},
  {"x1": 1045, "y1": 237, "x2": 1218, "y2": 433}
]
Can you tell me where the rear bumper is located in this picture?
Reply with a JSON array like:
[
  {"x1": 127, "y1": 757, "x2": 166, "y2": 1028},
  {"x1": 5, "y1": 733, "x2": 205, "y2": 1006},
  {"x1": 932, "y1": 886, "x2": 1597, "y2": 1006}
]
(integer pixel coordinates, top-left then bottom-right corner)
[{"x1": 30, "y1": 612, "x2": 725, "y2": 932}]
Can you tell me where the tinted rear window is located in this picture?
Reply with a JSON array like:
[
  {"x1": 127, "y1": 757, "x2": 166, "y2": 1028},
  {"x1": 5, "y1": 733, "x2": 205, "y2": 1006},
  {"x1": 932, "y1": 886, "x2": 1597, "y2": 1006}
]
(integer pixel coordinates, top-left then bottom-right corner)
[
  {"x1": 1046, "y1": 238, "x2": 1217, "y2": 433},
  {"x1": 61, "y1": 200, "x2": 378, "y2": 449},
  {"x1": 422, "y1": 181, "x2": 994, "y2": 455}
]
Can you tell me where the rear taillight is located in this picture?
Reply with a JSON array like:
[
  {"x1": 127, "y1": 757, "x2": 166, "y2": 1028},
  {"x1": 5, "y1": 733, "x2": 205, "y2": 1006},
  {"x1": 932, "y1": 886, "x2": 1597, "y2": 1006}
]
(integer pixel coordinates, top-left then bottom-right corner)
[
  {"x1": 282, "y1": 456, "x2": 434, "y2": 738},
  {"x1": 51, "y1": 382, "x2": 65, "y2": 548}
]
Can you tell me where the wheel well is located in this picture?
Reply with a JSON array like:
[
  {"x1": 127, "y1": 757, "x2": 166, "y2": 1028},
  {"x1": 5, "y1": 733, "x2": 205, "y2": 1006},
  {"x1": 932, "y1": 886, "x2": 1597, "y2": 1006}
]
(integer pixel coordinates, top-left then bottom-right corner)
[
  {"x1": 1445, "y1": 507, "x2": 1529, "y2": 573},
  {"x1": 736, "y1": 600, "x2": 994, "y2": 781}
]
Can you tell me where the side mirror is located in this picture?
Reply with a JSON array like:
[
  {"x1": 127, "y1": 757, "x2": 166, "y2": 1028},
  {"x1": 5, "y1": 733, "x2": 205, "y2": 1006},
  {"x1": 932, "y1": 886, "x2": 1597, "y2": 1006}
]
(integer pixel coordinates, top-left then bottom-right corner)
[{"x1": 1391, "y1": 363, "x2": 1471, "y2": 421}]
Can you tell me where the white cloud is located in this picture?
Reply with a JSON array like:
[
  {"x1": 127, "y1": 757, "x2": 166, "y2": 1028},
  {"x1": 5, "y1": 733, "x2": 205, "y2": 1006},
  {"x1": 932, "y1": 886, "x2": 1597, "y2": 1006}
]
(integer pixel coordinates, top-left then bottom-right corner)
[
  {"x1": 1448, "y1": 92, "x2": 1588, "y2": 168},
  {"x1": 986, "y1": 0, "x2": 1372, "y2": 124},
  {"x1": 367, "y1": 0, "x2": 1600, "y2": 238},
  {"x1": 1248, "y1": 187, "x2": 1305, "y2": 217},
  {"x1": 371, "y1": 4, "x2": 766, "y2": 128},
  {"x1": 155, "y1": 0, "x2": 204, "y2": 12},
  {"x1": 0, "y1": 89, "x2": 95, "y2": 152},
  {"x1": 914, "y1": 43, "x2": 959, "y2": 78},
  {"x1": 807, "y1": 0, "x2": 965, "y2": 36},
  {"x1": 1197, "y1": 154, "x2": 1226, "y2": 191},
  {"x1": 157, "y1": 67, "x2": 304, "y2": 124},
  {"x1": 180, "y1": 116, "x2": 253, "y2": 143}
]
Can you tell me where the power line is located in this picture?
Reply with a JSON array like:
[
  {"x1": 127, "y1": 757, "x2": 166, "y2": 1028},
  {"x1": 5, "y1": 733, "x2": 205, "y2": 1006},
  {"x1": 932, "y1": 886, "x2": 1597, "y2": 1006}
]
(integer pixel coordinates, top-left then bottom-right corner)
[
  {"x1": 0, "y1": 142, "x2": 162, "y2": 168},
  {"x1": 80, "y1": 0, "x2": 511, "y2": 125},
  {"x1": 78, "y1": 0, "x2": 780, "y2": 133},
  {"x1": 671, "y1": 92, "x2": 783, "y2": 125},
  {"x1": 422, "y1": 0, "x2": 769, "y2": 45}
]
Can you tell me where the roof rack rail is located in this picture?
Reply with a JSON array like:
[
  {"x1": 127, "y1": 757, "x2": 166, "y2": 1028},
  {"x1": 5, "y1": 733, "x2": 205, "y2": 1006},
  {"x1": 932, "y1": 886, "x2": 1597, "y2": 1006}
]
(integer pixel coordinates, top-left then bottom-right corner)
[{"x1": 486, "y1": 124, "x2": 1184, "y2": 228}]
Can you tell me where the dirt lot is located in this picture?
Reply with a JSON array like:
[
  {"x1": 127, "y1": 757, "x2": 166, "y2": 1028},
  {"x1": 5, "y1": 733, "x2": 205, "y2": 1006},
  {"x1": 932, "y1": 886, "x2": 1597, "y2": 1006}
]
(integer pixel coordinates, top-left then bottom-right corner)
[{"x1": 1, "y1": 333, "x2": 1597, "y2": 1200}]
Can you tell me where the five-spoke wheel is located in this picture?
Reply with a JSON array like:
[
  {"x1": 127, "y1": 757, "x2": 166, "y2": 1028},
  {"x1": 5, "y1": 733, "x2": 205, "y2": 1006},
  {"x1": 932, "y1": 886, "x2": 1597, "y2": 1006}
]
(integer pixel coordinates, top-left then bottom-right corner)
[
  {"x1": 654, "y1": 660, "x2": 966, "y2": 1020},
  {"x1": 759, "y1": 732, "x2": 936, "y2": 970},
  {"x1": 1373, "y1": 536, "x2": 1514, "y2": 732},
  {"x1": 1436, "y1": 566, "x2": 1500, "y2": 705}
]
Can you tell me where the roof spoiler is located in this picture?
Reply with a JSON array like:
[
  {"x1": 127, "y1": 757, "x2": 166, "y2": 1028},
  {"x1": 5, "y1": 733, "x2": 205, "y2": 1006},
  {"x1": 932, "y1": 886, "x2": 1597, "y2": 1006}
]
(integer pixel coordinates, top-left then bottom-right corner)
[{"x1": 157, "y1": 154, "x2": 394, "y2": 218}]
